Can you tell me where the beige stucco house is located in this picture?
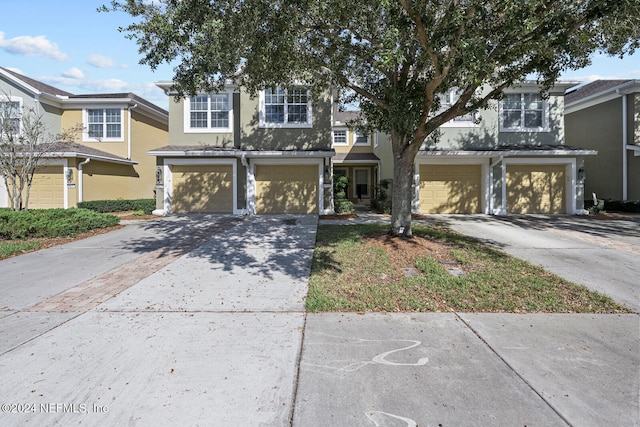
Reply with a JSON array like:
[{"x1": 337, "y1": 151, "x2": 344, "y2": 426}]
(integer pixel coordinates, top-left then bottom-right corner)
[
  {"x1": 0, "y1": 67, "x2": 168, "y2": 209},
  {"x1": 151, "y1": 83, "x2": 334, "y2": 215},
  {"x1": 565, "y1": 80, "x2": 640, "y2": 201}
]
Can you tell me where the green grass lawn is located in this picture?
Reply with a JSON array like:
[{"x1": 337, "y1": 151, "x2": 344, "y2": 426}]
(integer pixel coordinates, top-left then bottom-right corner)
[
  {"x1": 307, "y1": 223, "x2": 629, "y2": 313},
  {"x1": 0, "y1": 240, "x2": 42, "y2": 259}
]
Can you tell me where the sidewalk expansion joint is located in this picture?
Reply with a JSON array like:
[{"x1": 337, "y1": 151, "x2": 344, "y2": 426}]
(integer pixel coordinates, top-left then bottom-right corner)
[{"x1": 454, "y1": 312, "x2": 574, "y2": 427}]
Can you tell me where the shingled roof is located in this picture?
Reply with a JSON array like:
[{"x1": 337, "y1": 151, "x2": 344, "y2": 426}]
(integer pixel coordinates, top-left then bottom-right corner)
[
  {"x1": 0, "y1": 67, "x2": 75, "y2": 97},
  {"x1": 565, "y1": 80, "x2": 632, "y2": 105}
]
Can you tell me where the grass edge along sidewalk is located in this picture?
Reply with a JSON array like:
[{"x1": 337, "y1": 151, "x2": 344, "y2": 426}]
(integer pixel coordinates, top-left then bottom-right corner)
[{"x1": 307, "y1": 223, "x2": 629, "y2": 314}]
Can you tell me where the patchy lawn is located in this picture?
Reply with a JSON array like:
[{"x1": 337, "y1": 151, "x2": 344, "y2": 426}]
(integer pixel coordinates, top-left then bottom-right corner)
[{"x1": 307, "y1": 223, "x2": 629, "y2": 313}]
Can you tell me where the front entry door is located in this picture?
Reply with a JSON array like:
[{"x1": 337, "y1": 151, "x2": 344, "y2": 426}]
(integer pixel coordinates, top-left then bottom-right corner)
[{"x1": 354, "y1": 168, "x2": 370, "y2": 199}]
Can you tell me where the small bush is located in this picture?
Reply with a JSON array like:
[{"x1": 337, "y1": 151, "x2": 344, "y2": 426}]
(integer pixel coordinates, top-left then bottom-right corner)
[
  {"x1": 78, "y1": 199, "x2": 155, "y2": 214},
  {"x1": 371, "y1": 179, "x2": 392, "y2": 214},
  {"x1": 333, "y1": 175, "x2": 354, "y2": 214},
  {"x1": 0, "y1": 208, "x2": 119, "y2": 240},
  {"x1": 584, "y1": 199, "x2": 640, "y2": 214}
]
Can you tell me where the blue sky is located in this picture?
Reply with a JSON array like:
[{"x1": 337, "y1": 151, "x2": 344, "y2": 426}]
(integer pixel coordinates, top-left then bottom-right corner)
[{"x1": 2, "y1": 0, "x2": 640, "y2": 111}]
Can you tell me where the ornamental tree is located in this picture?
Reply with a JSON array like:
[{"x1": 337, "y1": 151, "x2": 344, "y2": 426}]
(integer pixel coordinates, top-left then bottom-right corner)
[
  {"x1": 0, "y1": 93, "x2": 70, "y2": 210},
  {"x1": 105, "y1": 0, "x2": 639, "y2": 236}
]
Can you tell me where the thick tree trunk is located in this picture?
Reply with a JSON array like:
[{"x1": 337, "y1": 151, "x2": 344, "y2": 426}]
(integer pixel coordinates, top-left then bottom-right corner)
[
  {"x1": 389, "y1": 130, "x2": 423, "y2": 238},
  {"x1": 390, "y1": 149, "x2": 415, "y2": 237}
]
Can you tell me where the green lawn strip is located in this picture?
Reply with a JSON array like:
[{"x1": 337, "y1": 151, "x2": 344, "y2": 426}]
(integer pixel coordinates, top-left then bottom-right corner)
[
  {"x1": 0, "y1": 240, "x2": 42, "y2": 259},
  {"x1": 307, "y1": 223, "x2": 629, "y2": 313}
]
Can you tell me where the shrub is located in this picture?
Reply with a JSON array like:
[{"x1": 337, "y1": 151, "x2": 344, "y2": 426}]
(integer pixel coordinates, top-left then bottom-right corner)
[
  {"x1": 371, "y1": 179, "x2": 392, "y2": 214},
  {"x1": 584, "y1": 199, "x2": 640, "y2": 214},
  {"x1": 0, "y1": 208, "x2": 119, "y2": 240},
  {"x1": 333, "y1": 175, "x2": 354, "y2": 213},
  {"x1": 78, "y1": 199, "x2": 155, "y2": 214}
]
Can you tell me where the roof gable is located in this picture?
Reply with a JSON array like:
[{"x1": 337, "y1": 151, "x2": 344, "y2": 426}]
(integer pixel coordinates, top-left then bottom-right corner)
[{"x1": 0, "y1": 67, "x2": 74, "y2": 97}]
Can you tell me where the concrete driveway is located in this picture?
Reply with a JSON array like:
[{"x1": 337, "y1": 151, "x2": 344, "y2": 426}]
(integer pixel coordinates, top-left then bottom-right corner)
[
  {"x1": 0, "y1": 214, "x2": 317, "y2": 426},
  {"x1": 438, "y1": 214, "x2": 640, "y2": 313}
]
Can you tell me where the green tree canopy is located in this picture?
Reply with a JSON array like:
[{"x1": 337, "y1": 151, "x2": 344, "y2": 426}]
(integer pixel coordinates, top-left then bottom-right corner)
[{"x1": 105, "y1": 0, "x2": 640, "y2": 235}]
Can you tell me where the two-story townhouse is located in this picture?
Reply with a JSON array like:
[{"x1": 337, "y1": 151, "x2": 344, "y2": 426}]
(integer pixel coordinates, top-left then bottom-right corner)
[
  {"x1": 331, "y1": 110, "x2": 380, "y2": 202},
  {"x1": 150, "y1": 83, "x2": 334, "y2": 215},
  {"x1": 565, "y1": 80, "x2": 640, "y2": 201},
  {"x1": 373, "y1": 81, "x2": 594, "y2": 215},
  {"x1": 0, "y1": 67, "x2": 168, "y2": 209}
]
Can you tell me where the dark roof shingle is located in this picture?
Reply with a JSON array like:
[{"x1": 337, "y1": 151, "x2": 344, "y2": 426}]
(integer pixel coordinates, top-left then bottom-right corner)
[
  {"x1": 565, "y1": 80, "x2": 632, "y2": 104},
  {"x1": 0, "y1": 67, "x2": 74, "y2": 97}
]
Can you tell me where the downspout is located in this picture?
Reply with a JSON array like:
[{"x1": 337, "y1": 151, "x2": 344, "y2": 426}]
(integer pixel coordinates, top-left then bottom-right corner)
[
  {"x1": 78, "y1": 158, "x2": 91, "y2": 203},
  {"x1": 127, "y1": 103, "x2": 138, "y2": 159}
]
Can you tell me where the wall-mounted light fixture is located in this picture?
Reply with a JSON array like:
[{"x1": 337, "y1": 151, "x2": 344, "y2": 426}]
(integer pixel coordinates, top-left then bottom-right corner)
[
  {"x1": 65, "y1": 168, "x2": 73, "y2": 183},
  {"x1": 155, "y1": 166, "x2": 163, "y2": 186},
  {"x1": 578, "y1": 166, "x2": 585, "y2": 182}
]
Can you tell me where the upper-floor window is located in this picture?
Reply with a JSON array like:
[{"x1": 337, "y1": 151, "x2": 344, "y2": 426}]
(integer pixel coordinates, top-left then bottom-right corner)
[
  {"x1": 436, "y1": 89, "x2": 476, "y2": 127},
  {"x1": 354, "y1": 130, "x2": 370, "y2": 146},
  {"x1": 0, "y1": 100, "x2": 21, "y2": 134},
  {"x1": 333, "y1": 129, "x2": 348, "y2": 146},
  {"x1": 185, "y1": 93, "x2": 232, "y2": 133},
  {"x1": 84, "y1": 108, "x2": 123, "y2": 141},
  {"x1": 500, "y1": 93, "x2": 549, "y2": 132},
  {"x1": 260, "y1": 87, "x2": 312, "y2": 128}
]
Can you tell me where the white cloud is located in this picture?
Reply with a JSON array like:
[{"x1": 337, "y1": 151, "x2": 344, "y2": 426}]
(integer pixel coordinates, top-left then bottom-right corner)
[
  {"x1": 87, "y1": 54, "x2": 127, "y2": 69},
  {"x1": 61, "y1": 67, "x2": 84, "y2": 79},
  {"x1": 0, "y1": 31, "x2": 67, "y2": 60}
]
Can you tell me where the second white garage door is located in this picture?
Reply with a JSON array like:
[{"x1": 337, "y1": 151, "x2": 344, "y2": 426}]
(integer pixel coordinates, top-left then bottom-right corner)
[{"x1": 255, "y1": 165, "x2": 318, "y2": 214}]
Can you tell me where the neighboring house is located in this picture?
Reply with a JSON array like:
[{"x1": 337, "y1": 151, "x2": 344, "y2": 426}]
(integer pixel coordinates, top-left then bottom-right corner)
[
  {"x1": 151, "y1": 84, "x2": 334, "y2": 215},
  {"x1": 0, "y1": 67, "x2": 168, "y2": 209},
  {"x1": 374, "y1": 82, "x2": 594, "y2": 214},
  {"x1": 565, "y1": 80, "x2": 640, "y2": 201},
  {"x1": 331, "y1": 110, "x2": 380, "y2": 202}
]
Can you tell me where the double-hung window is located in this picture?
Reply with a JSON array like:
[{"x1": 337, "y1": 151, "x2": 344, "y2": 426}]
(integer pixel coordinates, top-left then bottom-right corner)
[
  {"x1": 500, "y1": 93, "x2": 548, "y2": 132},
  {"x1": 353, "y1": 131, "x2": 370, "y2": 146},
  {"x1": 332, "y1": 129, "x2": 348, "y2": 146},
  {"x1": 85, "y1": 108, "x2": 123, "y2": 141},
  {"x1": 260, "y1": 87, "x2": 312, "y2": 128},
  {"x1": 185, "y1": 93, "x2": 232, "y2": 133},
  {"x1": 437, "y1": 89, "x2": 475, "y2": 127},
  {"x1": 0, "y1": 100, "x2": 21, "y2": 134}
]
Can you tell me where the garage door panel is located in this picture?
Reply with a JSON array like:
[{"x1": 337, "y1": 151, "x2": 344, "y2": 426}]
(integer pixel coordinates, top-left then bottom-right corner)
[
  {"x1": 172, "y1": 165, "x2": 233, "y2": 213},
  {"x1": 419, "y1": 165, "x2": 481, "y2": 214},
  {"x1": 24, "y1": 166, "x2": 64, "y2": 209},
  {"x1": 255, "y1": 165, "x2": 318, "y2": 214},
  {"x1": 507, "y1": 164, "x2": 565, "y2": 214}
]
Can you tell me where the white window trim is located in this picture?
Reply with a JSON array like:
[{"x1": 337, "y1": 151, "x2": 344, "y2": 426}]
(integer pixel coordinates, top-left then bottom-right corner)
[
  {"x1": 353, "y1": 130, "x2": 371, "y2": 146},
  {"x1": 499, "y1": 93, "x2": 550, "y2": 133},
  {"x1": 82, "y1": 106, "x2": 125, "y2": 142},
  {"x1": 183, "y1": 91, "x2": 234, "y2": 133},
  {"x1": 437, "y1": 89, "x2": 478, "y2": 128},
  {"x1": 259, "y1": 87, "x2": 313, "y2": 129},
  {"x1": 332, "y1": 128, "x2": 348, "y2": 146},
  {"x1": 0, "y1": 95, "x2": 23, "y2": 135}
]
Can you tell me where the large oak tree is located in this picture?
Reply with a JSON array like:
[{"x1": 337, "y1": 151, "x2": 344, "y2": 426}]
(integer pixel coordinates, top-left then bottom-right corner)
[{"x1": 105, "y1": 0, "x2": 639, "y2": 236}]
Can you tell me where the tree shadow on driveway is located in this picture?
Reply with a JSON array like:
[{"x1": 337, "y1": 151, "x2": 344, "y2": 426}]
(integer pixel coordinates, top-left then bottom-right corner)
[{"x1": 120, "y1": 214, "x2": 318, "y2": 282}]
